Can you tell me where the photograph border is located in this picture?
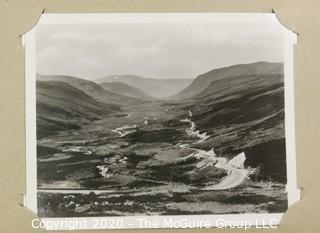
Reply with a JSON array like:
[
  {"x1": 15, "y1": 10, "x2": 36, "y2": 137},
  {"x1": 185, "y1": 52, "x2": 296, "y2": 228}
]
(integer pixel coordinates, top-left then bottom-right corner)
[{"x1": 24, "y1": 13, "x2": 299, "y2": 230}]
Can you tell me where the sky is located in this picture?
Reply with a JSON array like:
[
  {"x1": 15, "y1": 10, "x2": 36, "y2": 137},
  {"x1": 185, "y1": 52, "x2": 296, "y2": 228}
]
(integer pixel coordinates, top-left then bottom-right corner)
[{"x1": 36, "y1": 19, "x2": 284, "y2": 80}]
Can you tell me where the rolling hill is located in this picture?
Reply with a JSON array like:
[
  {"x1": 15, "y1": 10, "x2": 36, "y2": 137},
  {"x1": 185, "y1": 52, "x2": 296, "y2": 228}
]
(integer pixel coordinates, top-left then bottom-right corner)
[
  {"x1": 37, "y1": 74, "x2": 141, "y2": 105},
  {"x1": 100, "y1": 82, "x2": 155, "y2": 101},
  {"x1": 171, "y1": 62, "x2": 284, "y2": 100},
  {"x1": 96, "y1": 75, "x2": 193, "y2": 99},
  {"x1": 36, "y1": 80, "x2": 120, "y2": 139}
]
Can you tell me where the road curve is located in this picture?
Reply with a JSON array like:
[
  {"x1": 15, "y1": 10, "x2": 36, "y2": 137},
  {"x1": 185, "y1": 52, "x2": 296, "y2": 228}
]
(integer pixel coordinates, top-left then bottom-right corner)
[
  {"x1": 181, "y1": 110, "x2": 249, "y2": 191},
  {"x1": 202, "y1": 160, "x2": 249, "y2": 190}
]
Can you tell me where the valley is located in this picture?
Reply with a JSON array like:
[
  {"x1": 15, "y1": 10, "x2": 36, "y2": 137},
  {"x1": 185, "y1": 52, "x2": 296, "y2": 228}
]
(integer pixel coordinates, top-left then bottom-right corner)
[{"x1": 36, "y1": 62, "x2": 288, "y2": 217}]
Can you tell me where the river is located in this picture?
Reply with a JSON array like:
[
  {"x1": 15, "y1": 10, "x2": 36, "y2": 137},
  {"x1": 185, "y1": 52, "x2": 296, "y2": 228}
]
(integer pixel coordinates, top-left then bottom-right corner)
[{"x1": 39, "y1": 108, "x2": 249, "y2": 195}]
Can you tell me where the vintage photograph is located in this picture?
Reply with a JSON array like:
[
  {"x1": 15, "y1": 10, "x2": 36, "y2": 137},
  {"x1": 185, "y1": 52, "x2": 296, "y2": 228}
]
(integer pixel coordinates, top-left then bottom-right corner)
[{"x1": 31, "y1": 14, "x2": 291, "y2": 219}]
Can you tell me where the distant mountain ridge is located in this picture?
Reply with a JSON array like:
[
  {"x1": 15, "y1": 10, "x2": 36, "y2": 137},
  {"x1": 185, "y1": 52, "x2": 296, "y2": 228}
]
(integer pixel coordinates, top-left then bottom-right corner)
[
  {"x1": 37, "y1": 74, "x2": 142, "y2": 105},
  {"x1": 100, "y1": 82, "x2": 155, "y2": 101},
  {"x1": 171, "y1": 62, "x2": 284, "y2": 100},
  {"x1": 96, "y1": 74, "x2": 193, "y2": 99}
]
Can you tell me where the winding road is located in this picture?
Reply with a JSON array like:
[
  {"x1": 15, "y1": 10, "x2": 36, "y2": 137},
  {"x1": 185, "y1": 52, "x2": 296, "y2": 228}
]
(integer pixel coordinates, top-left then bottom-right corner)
[
  {"x1": 180, "y1": 111, "x2": 249, "y2": 190},
  {"x1": 202, "y1": 157, "x2": 249, "y2": 190}
]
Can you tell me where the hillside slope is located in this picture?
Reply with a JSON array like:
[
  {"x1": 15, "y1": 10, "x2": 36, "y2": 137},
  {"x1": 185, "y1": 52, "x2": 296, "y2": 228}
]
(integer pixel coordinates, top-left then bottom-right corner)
[
  {"x1": 100, "y1": 82, "x2": 155, "y2": 101},
  {"x1": 37, "y1": 74, "x2": 141, "y2": 105},
  {"x1": 36, "y1": 81, "x2": 119, "y2": 139},
  {"x1": 170, "y1": 66, "x2": 286, "y2": 182},
  {"x1": 96, "y1": 75, "x2": 193, "y2": 99},
  {"x1": 171, "y1": 62, "x2": 283, "y2": 100}
]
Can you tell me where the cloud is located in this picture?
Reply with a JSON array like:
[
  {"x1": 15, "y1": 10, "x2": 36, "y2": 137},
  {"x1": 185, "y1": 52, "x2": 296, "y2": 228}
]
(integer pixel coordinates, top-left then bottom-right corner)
[{"x1": 36, "y1": 20, "x2": 283, "y2": 80}]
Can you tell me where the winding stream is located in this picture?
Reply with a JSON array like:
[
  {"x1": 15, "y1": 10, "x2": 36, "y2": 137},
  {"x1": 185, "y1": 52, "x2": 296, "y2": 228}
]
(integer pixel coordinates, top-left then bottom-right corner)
[
  {"x1": 97, "y1": 110, "x2": 249, "y2": 191},
  {"x1": 39, "y1": 109, "x2": 249, "y2": 195}
]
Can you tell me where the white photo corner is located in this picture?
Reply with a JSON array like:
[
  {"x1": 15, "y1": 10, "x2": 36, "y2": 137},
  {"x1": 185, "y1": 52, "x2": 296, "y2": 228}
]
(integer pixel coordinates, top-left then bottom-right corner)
[{"x1": 23, "y1": 13, "x2": 300, "y2": 230}]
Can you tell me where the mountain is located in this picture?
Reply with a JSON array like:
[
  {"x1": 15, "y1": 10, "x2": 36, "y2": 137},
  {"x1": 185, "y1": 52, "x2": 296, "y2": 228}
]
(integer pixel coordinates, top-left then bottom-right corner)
[
  {"x1": 171, "y1": 62, "x2": 284, "y2": 100},
  {"x1": 100, "y1": 82, "x2": 155, "y2": 101},
  {"x1": 37, "y1": 74, "x2": 141, "y2": 105},
  {"x1": 36, "y1": 80, "x2": 119, "y2": 139},
  {"x1": 96, "y1": 75, "x2": 193, "y2": 99},
  {"x1": 170, "y1": 63, "x2": 286, "y2": 182}
]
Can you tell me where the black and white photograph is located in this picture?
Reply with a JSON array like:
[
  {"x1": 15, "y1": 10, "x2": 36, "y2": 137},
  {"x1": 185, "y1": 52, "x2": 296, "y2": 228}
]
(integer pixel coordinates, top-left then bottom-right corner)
[{"x1": 24, "y1": 13, "x2": 299, "y2": 229}]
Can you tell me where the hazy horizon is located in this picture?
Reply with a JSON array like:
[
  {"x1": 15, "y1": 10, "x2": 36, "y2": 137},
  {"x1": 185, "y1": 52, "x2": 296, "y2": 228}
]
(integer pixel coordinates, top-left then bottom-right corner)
[
  {"x1": 37, "y1": 72, "x2": 194, "y2": 81},
  {"x1": 37, "y1": 60, "x2": 283, "y2": 82}
]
